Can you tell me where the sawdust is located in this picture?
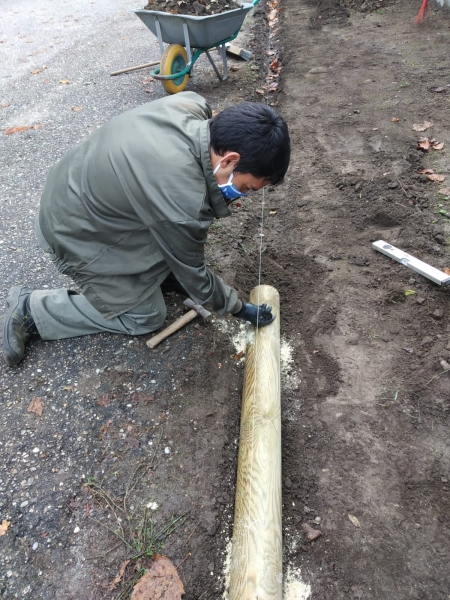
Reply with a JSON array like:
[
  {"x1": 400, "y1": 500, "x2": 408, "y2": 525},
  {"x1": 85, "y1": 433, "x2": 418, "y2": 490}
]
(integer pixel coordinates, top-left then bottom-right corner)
[
  {"x1": 284, "y1": 565, "x2": 312, "y2": 600},
  {"x1": 221, "y1": 539, "x2": 233, "y2": 600}
]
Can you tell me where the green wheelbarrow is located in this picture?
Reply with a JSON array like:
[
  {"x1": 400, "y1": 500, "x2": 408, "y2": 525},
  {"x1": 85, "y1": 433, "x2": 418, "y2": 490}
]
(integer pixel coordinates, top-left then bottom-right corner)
[{"x1": 134, "y1": 0, "x2": 260, "y2": 94}]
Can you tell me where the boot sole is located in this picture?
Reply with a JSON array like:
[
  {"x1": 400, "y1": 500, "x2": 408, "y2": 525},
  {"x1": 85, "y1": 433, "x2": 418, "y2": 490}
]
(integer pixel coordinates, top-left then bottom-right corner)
[{"x1": 1, "y1": 286, "x2": 28, "y2": 367}]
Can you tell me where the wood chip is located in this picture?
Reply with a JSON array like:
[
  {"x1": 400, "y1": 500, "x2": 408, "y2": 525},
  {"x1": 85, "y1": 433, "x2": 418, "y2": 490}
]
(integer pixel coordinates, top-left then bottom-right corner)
[{"x1": 28, "y1": 397, "x2": 44, "y2": 416}]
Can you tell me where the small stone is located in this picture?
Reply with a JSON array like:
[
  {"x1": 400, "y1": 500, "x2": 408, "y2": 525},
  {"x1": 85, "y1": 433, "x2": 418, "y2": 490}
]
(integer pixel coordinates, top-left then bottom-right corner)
[
  {"x1": 414, "y1": 523, "x2": 421, "y2": 529},
  {"x1": 441, "y1": 477, "x2": 448, "y2": 483},
  {"x1": 20, "y1": 501, "x2": 29, "y2": 508},
  {"x1": 32, "y1": 448, "x2": 40, "y2": 454},
  {"x1": 313, "y1": 516, "x2": 322, "y2": 524},
  {"x1": 301, "y1": 522, "x2": 322, "y2": 542},
  {"x1": 432, "y1": 309, "x2": 443, "y2": 320},
  {"x1": 440, "y1": 359, "x2": 450, "y2": 371},
  {"x1": 416, "y1": 297, "x2": 426, "y2": 305},
  {"x1": 284, "y1": 477, "x2": 292, "y2": 488},
  {"x1": 434, "y1": 234, "x2": 445, "y2": 245},
  {"x1": 387, "y1": 181, "x2": 399, "y2": 189},
  {"x1": 353, "y1": 109, "x2": 360, "y2": 114},
  {"x1": 32, "y1": 542, "x2": 38, "y2": 550},
  {"x1": 354, "y1": 181, "x2": 363, "y2": 192},
  {"x1": 421, "y1": 336, "x2": 434, "y2": 347},
  {"x1": 164, "y1": 446, "x2": 171, "y2": 454},
  {"x1": 74, "y1": 526, "x2": 80, "y2": 533},
  {"x1": 403, "y1": 347, "x2": 414, "y2": 354}
]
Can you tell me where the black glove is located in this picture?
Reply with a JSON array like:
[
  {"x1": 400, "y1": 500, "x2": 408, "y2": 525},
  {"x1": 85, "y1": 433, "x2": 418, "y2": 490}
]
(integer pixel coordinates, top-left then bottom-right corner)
[{"x1": 233, "y1": 302, "x2": 275, "y2": 327}]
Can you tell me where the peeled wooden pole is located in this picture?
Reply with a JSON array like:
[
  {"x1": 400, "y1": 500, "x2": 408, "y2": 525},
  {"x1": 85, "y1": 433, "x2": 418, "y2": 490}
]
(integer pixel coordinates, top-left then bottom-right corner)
[{"x1": 229, "y1": 285, "x2": 282, "y2": 600}]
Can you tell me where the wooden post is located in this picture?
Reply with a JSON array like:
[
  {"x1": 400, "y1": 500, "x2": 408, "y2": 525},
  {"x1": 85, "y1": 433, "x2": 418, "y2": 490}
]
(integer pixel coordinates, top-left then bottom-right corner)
[{"x1": 229, "y1": 285, "x2": 282, "y2": 600}]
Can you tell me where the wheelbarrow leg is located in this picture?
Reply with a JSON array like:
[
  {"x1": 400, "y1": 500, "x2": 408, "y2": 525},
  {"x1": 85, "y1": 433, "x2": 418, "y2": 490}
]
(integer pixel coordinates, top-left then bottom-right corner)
[
  {"x1": 155, "y1": 19, "x2": 164, "y2": 56},
  {"x1": 205, "y1": 43, "x2": 228, "y2": 81}
]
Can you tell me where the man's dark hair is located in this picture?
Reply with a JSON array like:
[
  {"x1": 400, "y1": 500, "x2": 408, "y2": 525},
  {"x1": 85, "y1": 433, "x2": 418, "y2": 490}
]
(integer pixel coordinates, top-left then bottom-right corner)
[{"x1": 209, "y1": 102, "x2": 290, "y2": 185}]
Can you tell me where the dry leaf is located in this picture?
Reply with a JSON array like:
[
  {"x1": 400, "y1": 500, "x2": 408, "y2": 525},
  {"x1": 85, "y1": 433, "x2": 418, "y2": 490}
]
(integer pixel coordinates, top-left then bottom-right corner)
[
  {"x1": 444, "y1": 267, "x2": 450, "y2": 276},
  {"x1": 30, "y1": 124, "x2": 44, "y2": 130},
  {"x1": 255, "y1": 89, "x2": 265, "y2": 95},
  {"x1": 418, "y1": 168, "x2": 434, "y2": 174},
  {"x1": 0, "y1": 520, "x2": 11, "y2": 536},
  {"x1": 31, "y1": 68, "x2": 42, "y2": 75},
  {"x1": 412, "y1": 121, "x2": 433, "y2": 132},
  {"x1": 72, "y1": 106, "x2": 83, "y2": 112},
  {"x1": 417, "y1": 140, "x2": 430, "y2": 151},
  {"x1": 59, "y1": 79, "x2": 71, "y2": 84},
  {"x1": 428, "y1": 173, "x2": 446, "y2": 182},
  {"x1": 432, "y1": 142, "x2": 444, "y2": 150},
  {"x1": 109, "y1": 559, "x2": 130, "y2": 591},
  {"x1": 348, "y1": 514, "x2": 361, "y2": 528},
  {"x1": 130, "y1": 555, "x2": 185, "y2": 600},
  {"x1": 142, "y1": 77, "x2": 154, "y2": 84},
  {"x1": 391, "y1": 117, "x2": 400, "y2": 123},
  {"x1": 4, "y1": 125, "x2": 30, "y2": 135},
  {"x1": 144, "y1": 88, "x2": 154, "y2": 93},
  {"x1": 438, "y1": 188, "x2": 450, "y2": 196},
  {"x1": 28, "y1": 397, "x2": 44, "y2": 416},
  {"x1": 234, "y1": 350, "x2": 244, "y2": 360},
  {"x1": 1, "y1": 102, "x2": 10, "y2": 108}
]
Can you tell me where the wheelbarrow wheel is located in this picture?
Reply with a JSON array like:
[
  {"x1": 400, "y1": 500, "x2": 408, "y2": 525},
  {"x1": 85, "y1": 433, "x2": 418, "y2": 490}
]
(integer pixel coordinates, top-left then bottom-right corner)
[{"x1": 160, "y1": 44, "x2": 189, "y2": 94}]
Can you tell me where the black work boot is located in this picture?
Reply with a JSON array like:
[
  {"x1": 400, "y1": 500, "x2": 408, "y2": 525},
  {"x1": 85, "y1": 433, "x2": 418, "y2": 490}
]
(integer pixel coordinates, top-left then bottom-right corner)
[
  {"x1": 160, "y1": 273, "x2": 187, "y2": 295},
  {"x1": 1, "y1": 286, "x2": 38, "y2": 367}
]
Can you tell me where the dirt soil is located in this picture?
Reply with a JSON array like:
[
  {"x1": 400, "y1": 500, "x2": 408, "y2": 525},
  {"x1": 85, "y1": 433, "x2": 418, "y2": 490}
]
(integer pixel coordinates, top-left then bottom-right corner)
[
  {"x1": 143, "y1": 0, "x2": 241, "y2": 17},
  {"x1": 1, "y1": 0, "x2": 450, "y2": 598}
]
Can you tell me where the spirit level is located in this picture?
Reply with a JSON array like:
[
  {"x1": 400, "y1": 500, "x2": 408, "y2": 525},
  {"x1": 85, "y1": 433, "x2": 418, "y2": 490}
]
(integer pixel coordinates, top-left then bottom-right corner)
[{"x1": 372, "y1": 240, "x2": 450, "y2": 286}]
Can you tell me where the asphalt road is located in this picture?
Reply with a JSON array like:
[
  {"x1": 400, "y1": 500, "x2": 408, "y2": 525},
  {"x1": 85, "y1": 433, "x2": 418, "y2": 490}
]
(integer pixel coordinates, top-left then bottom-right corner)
[{"x1": 0, "y1": 1, "x2": 217, "y2": 597}]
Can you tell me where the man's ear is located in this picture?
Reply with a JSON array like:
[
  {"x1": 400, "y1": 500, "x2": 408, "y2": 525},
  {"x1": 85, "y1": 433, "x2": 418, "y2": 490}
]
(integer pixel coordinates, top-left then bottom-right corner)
[{"x1": 219, "y1": 151, "x2": 241, "y2": 170}]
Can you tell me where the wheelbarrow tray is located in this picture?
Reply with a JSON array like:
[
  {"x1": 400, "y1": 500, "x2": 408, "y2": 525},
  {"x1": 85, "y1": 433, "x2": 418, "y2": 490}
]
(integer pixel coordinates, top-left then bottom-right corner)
[{"x1": 134, "y1": 4, "x2": 254, "y2": 49}]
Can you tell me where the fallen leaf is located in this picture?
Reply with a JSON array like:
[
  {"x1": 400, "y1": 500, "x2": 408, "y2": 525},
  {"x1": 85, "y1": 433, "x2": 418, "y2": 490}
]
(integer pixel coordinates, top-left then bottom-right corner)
[
  {"x1": 72, "y1": 106, "x2": 83, "y2": 112},
  {"x1": 255, "y1": 89, "x2": 265, "y2": 95},
  {"x1": 31, "y1": 68, "x2": 42, "y2": 74},
  {"x1": 417, "y1": 140, "x2": 430, "y2": 151},
  {"x1": 234, "y1": 350, "x2": 244, "y2": 360},
  {"x1": 130, "y1": 555, "x2": 185, "y2": 600},
  {"x1": 142, "y1": 77, "x2": 154, "y2": 84},
  {"x1": 0, "y1": 520, "x2": 11, "y2": 536},
  {"x1": 1, "y1": 102, "x2": 10, "y2": 108},
  {"x1": 348, "y1": 514, "x2": 361, "y2": 528},
  {"x1": 144, "y1": 88, "x2": 154, "y2": 93},
  {"x1": 109, "y1": 559, "x2": 130, "y2": 591},
  {"x1": 391, "y1": 117, "x2": 400, "y2": 123},
  {"x1": 418, "y1": 168, "x2": 434, "y2": 174},
  {"x1": 432, "y1": 142, "x2": 444, "y2": 150},
  {"x1": 59, "y1": 79, "x2": 71, "y2": 84},
  {"x1": 4, "y1": 125, "x2": 30, "y2": 135},
  {"x1": 30, "y1": 124, "x2": 44, "y2": 130},
  {"x1": 428, "y1": 173, "x2": 446, "y2": 182},
  {"x1": 444, "y1": 267, "x2": 450, "y2": 276},
  {"x1": 28, "y1": 396, "x2": 44, "y2": 416},
  {"x1": 412, "y1": 121, "x2": 433, "y2": 132},
  {"x1": 438, "y1": 188, "x2": 450, "y2": 196}
]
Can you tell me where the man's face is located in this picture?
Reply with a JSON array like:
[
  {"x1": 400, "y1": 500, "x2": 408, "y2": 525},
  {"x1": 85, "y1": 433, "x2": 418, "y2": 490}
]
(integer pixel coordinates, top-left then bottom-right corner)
[{"x1": 231, "y1": 172, "x2": 268, "y2": 195}]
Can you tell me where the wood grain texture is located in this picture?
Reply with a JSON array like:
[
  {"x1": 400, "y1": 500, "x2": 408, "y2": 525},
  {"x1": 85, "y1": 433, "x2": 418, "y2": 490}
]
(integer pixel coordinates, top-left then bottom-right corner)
[
  {"x1": 146, "y1": 309, "x2": 197, "y2": 348},
  {"x1": 229, "y1": 285, "x2": 282, "y2": 600}
]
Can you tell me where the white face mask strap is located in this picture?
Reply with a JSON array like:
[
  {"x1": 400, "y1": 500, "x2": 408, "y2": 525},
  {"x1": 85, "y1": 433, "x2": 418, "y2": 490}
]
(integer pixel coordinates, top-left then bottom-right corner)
[{"x1": 213, "y1": 164, "x2": 220, "y2": 175}]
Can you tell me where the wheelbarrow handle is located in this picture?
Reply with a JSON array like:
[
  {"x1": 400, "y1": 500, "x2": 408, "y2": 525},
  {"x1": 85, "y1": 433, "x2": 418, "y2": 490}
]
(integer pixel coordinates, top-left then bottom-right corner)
[{"x1": 251, "y1": 0, "x2": 261, "y2": 5}]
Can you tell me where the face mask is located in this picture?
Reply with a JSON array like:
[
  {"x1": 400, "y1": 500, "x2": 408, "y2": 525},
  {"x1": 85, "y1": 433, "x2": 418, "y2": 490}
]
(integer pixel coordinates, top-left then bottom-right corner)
[{"x1": 213, "y1": 164, "x2": 247, "y2": 202}]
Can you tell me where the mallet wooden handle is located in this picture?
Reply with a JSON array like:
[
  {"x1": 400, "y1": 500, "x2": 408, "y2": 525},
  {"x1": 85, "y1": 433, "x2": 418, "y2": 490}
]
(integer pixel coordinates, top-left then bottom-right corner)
[
  {"x1": 146, "y1": 309, "x2": 198, "y2": 349},
  {"x1": 110, "y1": 60, "x2": 160, "y2": 76}
]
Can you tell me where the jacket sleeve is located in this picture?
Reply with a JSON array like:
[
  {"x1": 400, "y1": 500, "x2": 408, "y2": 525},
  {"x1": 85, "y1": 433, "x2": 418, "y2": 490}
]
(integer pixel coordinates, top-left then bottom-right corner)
[{"x1": 148, "y1": 219, "x2": 241, "y2": 315}]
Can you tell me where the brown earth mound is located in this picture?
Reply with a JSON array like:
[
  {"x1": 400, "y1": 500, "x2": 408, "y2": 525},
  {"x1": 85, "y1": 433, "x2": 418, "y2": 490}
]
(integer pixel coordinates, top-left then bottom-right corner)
[{"x1": 143, "y1": 0, "x2": 242, "y2": 16}]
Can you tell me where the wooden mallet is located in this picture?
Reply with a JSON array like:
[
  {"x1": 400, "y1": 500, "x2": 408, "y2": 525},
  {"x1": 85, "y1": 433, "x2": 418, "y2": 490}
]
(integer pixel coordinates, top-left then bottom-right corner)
[{"x1": 146, "y1": 298, "x2": 211, "y2": 349}]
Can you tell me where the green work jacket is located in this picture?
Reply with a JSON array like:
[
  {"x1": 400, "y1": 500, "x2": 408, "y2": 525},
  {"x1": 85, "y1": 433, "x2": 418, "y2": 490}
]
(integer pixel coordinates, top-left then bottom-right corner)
[{"x1": 37, "y1": 92, "x2": 240, "y2": 319}]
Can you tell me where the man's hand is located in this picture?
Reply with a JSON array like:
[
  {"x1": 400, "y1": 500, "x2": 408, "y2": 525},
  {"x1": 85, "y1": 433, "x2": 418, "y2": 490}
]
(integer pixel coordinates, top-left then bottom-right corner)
[{"x1": 232, "y1": 302, "x2": 275, "y2": 327}]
